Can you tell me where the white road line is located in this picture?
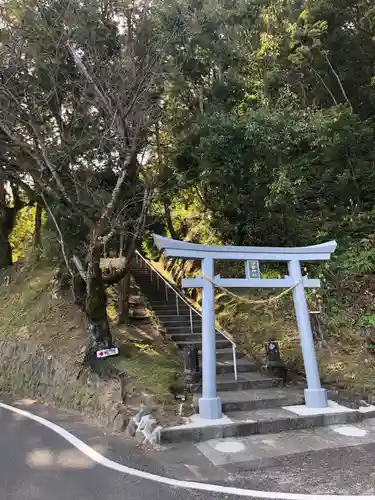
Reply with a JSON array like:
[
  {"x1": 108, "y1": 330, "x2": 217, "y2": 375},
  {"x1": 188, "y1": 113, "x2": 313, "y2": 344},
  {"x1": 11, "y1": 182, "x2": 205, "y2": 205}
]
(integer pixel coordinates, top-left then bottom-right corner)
[{"x1": 0, "y1": 401, "x2": 372, "y2": 500}]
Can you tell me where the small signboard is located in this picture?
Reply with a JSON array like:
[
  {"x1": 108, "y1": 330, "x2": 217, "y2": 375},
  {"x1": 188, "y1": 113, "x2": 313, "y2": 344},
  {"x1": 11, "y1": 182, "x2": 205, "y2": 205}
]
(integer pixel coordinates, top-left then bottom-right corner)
[
  {"x1": 100, "y1": 257, "x2": 126, "y2": 271},
  {"x1": 96, "y1": 347, "x2": 119, "y2": 359},
  {"x1": 245, "y1": 260, "x2": 260, "y2": 279}
]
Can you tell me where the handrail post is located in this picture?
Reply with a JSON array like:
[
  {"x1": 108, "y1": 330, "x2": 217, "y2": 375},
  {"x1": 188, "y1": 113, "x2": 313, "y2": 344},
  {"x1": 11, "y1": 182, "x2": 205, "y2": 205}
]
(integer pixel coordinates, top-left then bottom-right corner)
[
  {"x1": 165, "y1": 282, "x2": 168, "y2": 300},
  {"x1": 232, "y1": 344, "x2": 238, "y2": 381},
  {"x1": 189, "y1": 308, "x2": 193, "y2": 334},
  {"x1": 175, "y1": 295, "x2": 179, "y2": 315},
  {"x1": 157, "y1": 274, "x2": 160, "y2": 289}
]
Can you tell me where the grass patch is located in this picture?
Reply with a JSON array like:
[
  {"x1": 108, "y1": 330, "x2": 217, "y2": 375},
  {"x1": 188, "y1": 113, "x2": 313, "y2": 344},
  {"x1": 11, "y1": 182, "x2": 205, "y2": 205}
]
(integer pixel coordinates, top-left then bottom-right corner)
[
  {"x1": 109, "y1": 346, "x2": 182, "y2": 402},
  {"x1": 109, "y1": 319, "x2": 183, "y2": 403},
  {"x1": 0, "y1": 264, "x2": 56, "y2": 340},
  {"x1": 217, "y1": 290, "x2": 375, "y2": 398}
]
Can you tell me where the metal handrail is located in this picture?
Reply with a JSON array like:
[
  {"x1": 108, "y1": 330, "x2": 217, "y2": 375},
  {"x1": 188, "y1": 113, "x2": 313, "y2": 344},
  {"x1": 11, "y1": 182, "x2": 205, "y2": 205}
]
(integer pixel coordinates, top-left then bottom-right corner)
[{"x1": 135, "y1": 250, "x2": 238, "y2": 381}]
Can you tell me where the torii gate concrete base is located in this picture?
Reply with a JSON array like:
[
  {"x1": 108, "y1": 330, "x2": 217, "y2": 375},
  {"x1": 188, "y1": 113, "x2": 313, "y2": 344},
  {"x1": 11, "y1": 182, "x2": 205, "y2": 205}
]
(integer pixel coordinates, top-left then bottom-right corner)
[{"x1": 154, "y1": 234, "x2": 337, "y2": 419}]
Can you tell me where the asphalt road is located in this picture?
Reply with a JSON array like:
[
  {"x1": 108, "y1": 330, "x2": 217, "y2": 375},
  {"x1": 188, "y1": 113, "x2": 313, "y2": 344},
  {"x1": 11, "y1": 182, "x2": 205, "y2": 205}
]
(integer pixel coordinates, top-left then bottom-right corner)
[
  {"x1": 0, "y1": 398, "x2": 235, "y2": 500},
  {"x1": 1, "y1": 395, "x2": 375, "y2": 499}
]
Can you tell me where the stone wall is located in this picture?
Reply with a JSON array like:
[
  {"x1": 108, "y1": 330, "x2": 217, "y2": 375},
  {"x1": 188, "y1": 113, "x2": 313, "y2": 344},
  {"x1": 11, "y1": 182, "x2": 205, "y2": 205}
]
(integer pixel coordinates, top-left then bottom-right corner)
[{"x1": 0, "y1": 339, "x2": 127, "y2": 430}]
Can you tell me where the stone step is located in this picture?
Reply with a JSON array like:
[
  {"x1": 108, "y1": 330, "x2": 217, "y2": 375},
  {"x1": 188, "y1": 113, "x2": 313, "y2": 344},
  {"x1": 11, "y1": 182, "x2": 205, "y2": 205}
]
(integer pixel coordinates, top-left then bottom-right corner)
[
  {"x1": 158, "y1": 316, "x2": 202, "y2": 325},
  {"x1": 164, "y1": 343, "x2": 238, "y2": 364},
  {"x1": 144, "y1": 290, "x2": 174, "y2": 296},
  {"x1": 193, "y1": 387, "x2": 304, "y2": 413},
  {"x1": 147, "y1": 302, "x2": 193, "y2": 311},
  {"x1": 152, "y1": 305, "x2": 192, "y2": 314},
  {"x1": 154, "y1": 310, "x2": 194, "y2": 319},
  {"x1": 131, "y1": 278, "x2": 158, "y2": 286},
  {"x1": 149, "y1": 300, "x2": 194, "y2": 312},
  {"x1": 216, "y1": 372, "x2": 282, "y2": 392},
  {"x1": 168, "y1": 332, "x2": 221, "y2": 342},
  {"x1": 148, "y1": 299, "x2": 191, "y2": 305},
  {"x1": 157, "y1": 312, "x2": 200, "y2": 319},
  {"x1": 163, "y1": 325, "x2": 206, "y2": 334},
  {"x1": 175, "y1": 339, "x2": 231, "y2": 349},
  {"x1": 216, "y1": 358, "x2": 257, "y2": 375},
  {"x1": 160, "y1": 405, "x2": 362, "y2": 444},
  {"x1": 201, "y1": 347, "x2": 233, "y2": 360}
]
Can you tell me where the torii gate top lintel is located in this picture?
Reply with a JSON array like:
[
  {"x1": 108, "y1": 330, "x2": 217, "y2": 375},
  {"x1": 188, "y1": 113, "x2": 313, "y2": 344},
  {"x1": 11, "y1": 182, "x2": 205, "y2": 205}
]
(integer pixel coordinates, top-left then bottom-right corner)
[{"x1": 153, "y1": 234, "x2": 337, "y2": 261}]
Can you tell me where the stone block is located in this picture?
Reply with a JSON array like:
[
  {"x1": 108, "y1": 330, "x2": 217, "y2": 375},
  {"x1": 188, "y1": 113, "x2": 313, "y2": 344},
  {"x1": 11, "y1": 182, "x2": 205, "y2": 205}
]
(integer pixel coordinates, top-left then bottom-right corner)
[{"x1": 113, "y1": 413, "x2": 128, "y2": 432}]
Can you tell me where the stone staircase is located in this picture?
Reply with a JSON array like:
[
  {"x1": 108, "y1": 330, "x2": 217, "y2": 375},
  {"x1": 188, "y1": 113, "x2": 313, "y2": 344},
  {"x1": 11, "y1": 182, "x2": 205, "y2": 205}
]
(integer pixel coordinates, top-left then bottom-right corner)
[{"x1": 132, "y1": 256, "x2": 361, "y2": 443}]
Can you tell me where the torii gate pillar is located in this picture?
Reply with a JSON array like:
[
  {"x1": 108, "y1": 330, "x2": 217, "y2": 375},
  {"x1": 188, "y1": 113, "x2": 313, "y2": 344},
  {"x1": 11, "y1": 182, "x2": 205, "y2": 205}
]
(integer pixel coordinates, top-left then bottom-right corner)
[
  {"x1": 200, "y1": 256, "x2": 222, "y2": 418},
  {"x1": 154, "y1": 234, "x2": 337, "y2": 418},
  {"x1": 288, "y1": 260, "x2": 326, "y2": 407}
]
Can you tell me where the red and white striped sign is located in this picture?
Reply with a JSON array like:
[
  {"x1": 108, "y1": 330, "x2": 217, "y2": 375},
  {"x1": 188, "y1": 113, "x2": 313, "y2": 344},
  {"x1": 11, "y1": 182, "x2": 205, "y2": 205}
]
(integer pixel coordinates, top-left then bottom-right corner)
[{"x1": 96, "y1": 347, "x2": 119, "y2": 359}]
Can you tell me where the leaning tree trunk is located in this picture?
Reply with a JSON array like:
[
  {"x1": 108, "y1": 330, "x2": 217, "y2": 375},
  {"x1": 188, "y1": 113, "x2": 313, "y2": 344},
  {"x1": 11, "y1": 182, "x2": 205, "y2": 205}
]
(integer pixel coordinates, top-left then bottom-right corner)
[
  {"x1": 163, "y1": 197, "x2": 177, "y2": 239},
  {"x1": 85, "y1": 242, "x2": 113, "y2": 358},
  {"x1": 33, "y1": 203, "x2": 42, "y2": 248},
  {"x1": 0, "y1": 232, "x2": 12, "y2": 269},
  {"x1": 0, "y1": 182, "x2": 14, "y2": 269},
  {"x1": 117, "y1": 270, "x2": 131, "y2": 325},
  {"x1": 0, "y1": 207, "x2": 14, "y2": 269}
]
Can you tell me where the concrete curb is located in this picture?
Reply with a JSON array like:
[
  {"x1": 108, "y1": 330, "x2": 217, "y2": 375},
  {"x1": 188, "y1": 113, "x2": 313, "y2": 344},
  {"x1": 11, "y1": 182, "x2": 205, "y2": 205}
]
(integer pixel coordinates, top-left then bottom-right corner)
[{"x1": 161, "y1": 409, "x2": 371, "y2": 444}]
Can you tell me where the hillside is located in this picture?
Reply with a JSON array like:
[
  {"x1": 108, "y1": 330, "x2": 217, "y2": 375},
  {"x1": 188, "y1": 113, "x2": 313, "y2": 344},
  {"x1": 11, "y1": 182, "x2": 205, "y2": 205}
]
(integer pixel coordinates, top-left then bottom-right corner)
[{"x1": 0, "y1": 255, "x2": 185, "y2": 427}]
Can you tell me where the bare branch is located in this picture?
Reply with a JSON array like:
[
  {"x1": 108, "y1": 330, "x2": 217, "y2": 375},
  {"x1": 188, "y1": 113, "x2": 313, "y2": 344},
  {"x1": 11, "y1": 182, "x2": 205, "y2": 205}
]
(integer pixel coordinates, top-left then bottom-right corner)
[
  {"x1": 323, "y1": 52, "x2": 352, "y2": 109},
  {"x1": 28, "y1": 121, "x2": 72, "y2": 204},
  {"x1": 309, "y1": 66, "x2": 338, "y2": 106},
  {"x1": 40, "y1": 191, "x2": 74, "y2": 280},
  {"x1": 72, "y1": 254, "x2": 87, "y2": 282},
  {"x1": 0, "y1": 120, "x2": 44, "y2": 168},
  {"x1": 66, "y1": 41, "x2": 112, "y2": 116},
  {"x1": 103, "y1": 186, "x2": 152, "y2": 286},
  {"x1": 95, "y1": 148, "x2": 138, "y2": 237}
]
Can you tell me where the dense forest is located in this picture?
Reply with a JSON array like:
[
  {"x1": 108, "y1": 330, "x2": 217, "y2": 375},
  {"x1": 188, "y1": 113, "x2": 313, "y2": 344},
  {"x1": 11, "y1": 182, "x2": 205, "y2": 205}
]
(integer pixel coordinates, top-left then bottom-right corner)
[{"x1": 1, "y1": 0, "x2": 375, "y2": 385}]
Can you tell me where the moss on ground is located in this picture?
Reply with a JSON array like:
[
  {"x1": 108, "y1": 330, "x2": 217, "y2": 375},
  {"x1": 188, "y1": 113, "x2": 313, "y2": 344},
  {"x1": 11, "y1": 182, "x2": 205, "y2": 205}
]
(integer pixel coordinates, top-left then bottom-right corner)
[{"x1": 0, "y1": 264, "x2": 56, "y2": 340}]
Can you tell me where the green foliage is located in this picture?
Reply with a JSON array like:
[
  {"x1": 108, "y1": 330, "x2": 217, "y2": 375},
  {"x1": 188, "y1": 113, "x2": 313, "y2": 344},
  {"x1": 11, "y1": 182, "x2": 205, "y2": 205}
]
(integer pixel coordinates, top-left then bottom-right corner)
[
  {"x1": 9, "y1": 207, "x2": 37, "y2": 262},
  {"x1": 358, "y1": 313, "x2": 375, "y2": 328},
  {"x1": 340, "y1": 241, "x2": 375, "y2": 277}
]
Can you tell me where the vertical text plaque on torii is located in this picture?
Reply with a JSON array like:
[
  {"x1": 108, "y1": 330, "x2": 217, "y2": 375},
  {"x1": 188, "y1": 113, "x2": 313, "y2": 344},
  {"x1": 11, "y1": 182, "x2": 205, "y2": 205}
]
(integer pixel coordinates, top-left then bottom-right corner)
[
  {"x1": 246, "y1": 260, "x2": 260, "y2": 279},
  {"x1": 153, "y1": 234, "x2": 337, "y2": 420}
]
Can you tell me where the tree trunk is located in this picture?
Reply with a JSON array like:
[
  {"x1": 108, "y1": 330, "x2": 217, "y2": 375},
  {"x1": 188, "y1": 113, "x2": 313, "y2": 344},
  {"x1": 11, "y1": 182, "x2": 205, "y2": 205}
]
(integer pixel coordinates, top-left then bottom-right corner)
[
  {"x1": 85, "y1": 242, "x2": 113, "y2": 358},
  {"x1": 0, "y1": 182, "x2": 13, "y2": 269},
  {"x1": 163, "y1": 197, "x2": 177, "y2": 239},
  {"x1": 0, "y1": 181, "x2": 5, "y2": 205},
  {"x1": 0, "y1": 206, "x2": 13, "y2": 269},
  {"x1": 117, "y1": 270, "x2": 131, "y2": 325},
  {"x1": 0, "y1": 232, "x2": 12, "y2": 269},
  {"x1": 72, "y1": 273, "x2": 86, "y2": 309},
  {"x1": 33, "y1": 203, "x2": 42, "y2": 248}
]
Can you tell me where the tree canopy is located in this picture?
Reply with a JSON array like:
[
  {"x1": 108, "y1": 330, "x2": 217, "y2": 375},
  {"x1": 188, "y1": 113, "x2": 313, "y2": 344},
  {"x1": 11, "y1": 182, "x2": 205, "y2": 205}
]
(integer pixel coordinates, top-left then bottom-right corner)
[{"x1": 2, "y1": 0, "x2": 375, "y2": 353}]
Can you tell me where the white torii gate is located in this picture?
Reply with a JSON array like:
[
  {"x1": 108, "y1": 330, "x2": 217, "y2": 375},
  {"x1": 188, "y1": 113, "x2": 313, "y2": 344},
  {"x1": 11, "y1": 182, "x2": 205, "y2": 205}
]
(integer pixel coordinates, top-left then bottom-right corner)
[{"x1": 153, "y1": 234, "x2": 337, "y2": 420}]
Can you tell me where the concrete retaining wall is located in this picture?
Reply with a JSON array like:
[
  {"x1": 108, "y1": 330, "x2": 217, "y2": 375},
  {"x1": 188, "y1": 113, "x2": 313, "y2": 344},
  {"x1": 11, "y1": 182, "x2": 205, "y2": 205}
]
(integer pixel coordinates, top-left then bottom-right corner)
[{"x1": 0, "y1": 339, "x2": 127, "y2": 430}]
